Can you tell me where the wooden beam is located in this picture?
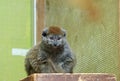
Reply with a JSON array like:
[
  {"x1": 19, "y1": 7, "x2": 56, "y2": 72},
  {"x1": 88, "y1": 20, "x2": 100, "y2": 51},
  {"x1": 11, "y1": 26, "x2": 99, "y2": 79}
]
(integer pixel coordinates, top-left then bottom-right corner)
[
  {"x1": 20, "y1": 73, "x2": 116, "y2": 81},
  {"x1": 36, "y1": 0, "x2": 45, "y2": 44}
]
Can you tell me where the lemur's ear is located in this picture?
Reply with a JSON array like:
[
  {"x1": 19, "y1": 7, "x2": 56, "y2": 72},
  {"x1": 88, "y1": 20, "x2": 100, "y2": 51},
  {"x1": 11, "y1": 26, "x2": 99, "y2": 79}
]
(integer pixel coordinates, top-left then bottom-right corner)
[
  {"x1": 61, "y1": 28, "x2": 66, "y2": 37},
  {"x1": 42, "y1": 28, "x2": 48, "y2": 37}
]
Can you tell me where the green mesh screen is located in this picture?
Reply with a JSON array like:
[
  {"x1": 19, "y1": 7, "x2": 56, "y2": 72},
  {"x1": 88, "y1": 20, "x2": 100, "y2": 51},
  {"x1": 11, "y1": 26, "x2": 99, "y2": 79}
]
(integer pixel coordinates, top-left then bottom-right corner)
[{"x1": 45, "y1": 0, "x2": 119, "y2": 80}]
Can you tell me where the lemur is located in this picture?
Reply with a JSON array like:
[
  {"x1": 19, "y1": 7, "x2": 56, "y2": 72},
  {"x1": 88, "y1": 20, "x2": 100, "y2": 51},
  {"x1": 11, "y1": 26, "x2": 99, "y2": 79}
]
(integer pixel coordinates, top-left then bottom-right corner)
[{"x1": 25, "y1": 26, "x2": 76, "y2": 75}]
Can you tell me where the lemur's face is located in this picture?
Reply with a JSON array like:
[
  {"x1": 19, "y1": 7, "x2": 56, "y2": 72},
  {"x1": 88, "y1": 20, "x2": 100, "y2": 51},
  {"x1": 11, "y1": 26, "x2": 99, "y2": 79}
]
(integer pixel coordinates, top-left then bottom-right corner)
[
  {"x1": 42, "y1": 26, "x2": 66, "y2": 48},
  {"x1": 47, "y1": 34, "x2": 64, "y2": 47}
]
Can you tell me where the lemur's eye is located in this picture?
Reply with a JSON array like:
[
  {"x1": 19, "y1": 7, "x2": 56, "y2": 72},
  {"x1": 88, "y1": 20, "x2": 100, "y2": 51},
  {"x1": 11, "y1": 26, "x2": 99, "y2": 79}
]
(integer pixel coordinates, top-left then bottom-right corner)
[
  {"x1": 57, "y1": 37, "x2": 61, "y2": 40},
  {"x1": 50, "y1": 37, "x2": 54, "y2": 40}
]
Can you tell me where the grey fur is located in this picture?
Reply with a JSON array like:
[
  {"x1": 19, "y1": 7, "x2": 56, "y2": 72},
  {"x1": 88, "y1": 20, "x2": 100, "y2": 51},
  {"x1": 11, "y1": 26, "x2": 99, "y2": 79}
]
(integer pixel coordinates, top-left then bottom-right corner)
[{"x1": 25, "y1": 27, "x2": 76, "y2": 75}]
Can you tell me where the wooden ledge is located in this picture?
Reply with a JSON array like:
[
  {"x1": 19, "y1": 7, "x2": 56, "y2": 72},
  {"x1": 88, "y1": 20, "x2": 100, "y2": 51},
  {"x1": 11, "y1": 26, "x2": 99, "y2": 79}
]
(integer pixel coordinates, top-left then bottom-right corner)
[{"x1": 20, "y1": 73, "x2": 116, "y2": 81}]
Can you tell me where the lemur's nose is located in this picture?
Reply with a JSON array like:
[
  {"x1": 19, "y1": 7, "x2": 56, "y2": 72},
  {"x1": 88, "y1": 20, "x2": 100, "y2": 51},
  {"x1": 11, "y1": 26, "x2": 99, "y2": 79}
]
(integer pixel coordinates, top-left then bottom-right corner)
[{"x1": 54, "y1": 44, "x2": 57, "y2": 46}]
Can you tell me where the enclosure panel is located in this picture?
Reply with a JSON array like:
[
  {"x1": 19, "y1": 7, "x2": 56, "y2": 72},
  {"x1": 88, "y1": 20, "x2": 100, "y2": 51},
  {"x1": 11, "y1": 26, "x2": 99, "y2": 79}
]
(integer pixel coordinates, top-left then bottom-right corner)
[
  {"x1": 45, "y1": 0, "x2": 119, "y2": 80},
  {"x1": 0, "y1": 0, "x2": 33, "y2": 81}
]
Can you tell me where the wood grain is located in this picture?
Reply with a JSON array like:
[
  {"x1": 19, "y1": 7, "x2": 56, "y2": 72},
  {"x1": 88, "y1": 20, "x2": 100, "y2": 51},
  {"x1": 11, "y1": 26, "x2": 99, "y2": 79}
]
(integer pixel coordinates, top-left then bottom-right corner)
[
  {"x1": 20, "y1": 73, "x2": 116, "y2": 81},
  {"x1": 36, "y1": 0, "x2": 45, "y2": 44}
]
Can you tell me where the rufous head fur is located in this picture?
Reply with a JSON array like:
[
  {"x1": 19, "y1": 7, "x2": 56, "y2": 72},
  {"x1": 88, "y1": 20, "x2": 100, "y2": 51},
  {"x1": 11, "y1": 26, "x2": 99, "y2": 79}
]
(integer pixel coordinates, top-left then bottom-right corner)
[
  {"x1": 42, "y1": 26, "x2": 66, "y2": 37},
  {"x1": 48, "y1": 26, "x2": 63, "y2": 35}
]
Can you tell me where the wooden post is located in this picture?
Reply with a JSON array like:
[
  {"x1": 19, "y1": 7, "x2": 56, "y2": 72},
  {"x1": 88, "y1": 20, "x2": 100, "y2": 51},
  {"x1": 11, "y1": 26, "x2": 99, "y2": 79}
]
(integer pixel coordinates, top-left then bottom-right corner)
[{"x1": 36, "y1": 0, "x2": 45, "y2": 44}]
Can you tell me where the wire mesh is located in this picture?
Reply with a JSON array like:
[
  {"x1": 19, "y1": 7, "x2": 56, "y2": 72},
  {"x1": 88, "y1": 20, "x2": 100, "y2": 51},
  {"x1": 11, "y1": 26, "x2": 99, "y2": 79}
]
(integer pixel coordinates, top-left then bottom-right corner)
[{"x1": 45, "y1": 0, "x2": 119, "y2": 80}]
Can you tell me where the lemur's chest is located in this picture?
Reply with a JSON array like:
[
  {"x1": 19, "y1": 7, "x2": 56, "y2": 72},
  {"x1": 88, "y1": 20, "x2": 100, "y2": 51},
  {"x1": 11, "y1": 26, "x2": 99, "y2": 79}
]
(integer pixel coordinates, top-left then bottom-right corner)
[
  {"x1": 49, "y1": 53, "x2": 64, "y2": 64},
  {"x1": 40, "y1": 47, "x2": 65, "y2": 64}
]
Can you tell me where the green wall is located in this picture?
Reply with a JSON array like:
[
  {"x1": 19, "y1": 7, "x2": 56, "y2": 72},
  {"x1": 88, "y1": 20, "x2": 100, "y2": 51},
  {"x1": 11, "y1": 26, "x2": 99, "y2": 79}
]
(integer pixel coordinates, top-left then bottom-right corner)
[{"x1": 0, "y1": 0, "x2": 33, "y2": 81}]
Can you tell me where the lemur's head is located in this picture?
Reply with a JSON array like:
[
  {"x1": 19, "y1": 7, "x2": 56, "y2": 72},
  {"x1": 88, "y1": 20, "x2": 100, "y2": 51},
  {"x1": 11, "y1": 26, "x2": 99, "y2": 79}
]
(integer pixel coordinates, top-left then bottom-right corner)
[{"x1": 42, "y1": 26, "x2": 66, "y2": 48}]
